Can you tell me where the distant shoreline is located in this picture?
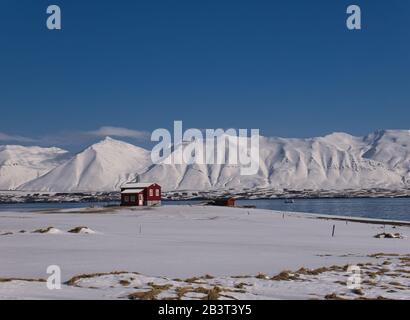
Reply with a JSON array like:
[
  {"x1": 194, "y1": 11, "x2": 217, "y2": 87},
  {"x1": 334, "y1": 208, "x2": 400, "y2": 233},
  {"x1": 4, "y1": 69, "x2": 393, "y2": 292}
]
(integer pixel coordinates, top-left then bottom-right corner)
[{"x1": 1, "y1": 188, "x2": 410, "y2": 204}]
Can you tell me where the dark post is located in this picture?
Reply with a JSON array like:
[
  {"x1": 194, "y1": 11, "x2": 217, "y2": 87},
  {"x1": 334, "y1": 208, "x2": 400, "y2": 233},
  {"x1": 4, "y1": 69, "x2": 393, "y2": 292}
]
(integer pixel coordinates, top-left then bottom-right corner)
[{"x1": 332, "y1": 225, "x2": 335, "y2": 237}]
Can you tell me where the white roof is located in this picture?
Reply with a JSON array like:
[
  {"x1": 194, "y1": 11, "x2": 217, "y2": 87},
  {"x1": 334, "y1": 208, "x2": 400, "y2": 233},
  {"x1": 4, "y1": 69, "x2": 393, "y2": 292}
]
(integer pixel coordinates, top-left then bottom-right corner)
[
  {"x1": 121, "y1": 182, "x2": 157, "y2": 189},
  {"x1": 121, "y1": 188, "x2": 144, "y2": 194}
]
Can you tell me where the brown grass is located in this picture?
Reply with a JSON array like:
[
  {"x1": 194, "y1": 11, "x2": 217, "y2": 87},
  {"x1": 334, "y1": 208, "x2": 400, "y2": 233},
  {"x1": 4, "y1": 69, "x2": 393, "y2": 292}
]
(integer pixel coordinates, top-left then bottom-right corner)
[
  {"x1": 234, "y1": 282, "x2": 248, "y2": 289},
  {"x1": 184, "y1": 276, "x2": 202, "y2": 283},
  {"x1": 147, "y1": 282, "x2": 173, "y2": 290},
  {"x1": 0, "y1": 277, "x2": 46, "y2": 283},
  {"x1": 271, "y1": 270, "x2": 298, "y2": 281},
  {"x1": 175, "y1": 286, "x2": 192, "y2": 299},
  {"x1": 351, "y1": 288, "x2": 364, "y2": 296},
  {"x1": 174, "y1": 286, "x2": 222, "y2": 300},
  {"x1": 66, "y1": 271, "x2": 131, "y2": 286},
  {"x1": 119, "y1": 280, "x2": 131, "y2": 286},
  {"x1": 368, "y1": 253, "x2": 400, "y2": 258},
  {"x1": 128, "y1": 288, "x2": 162, "y2": 300},
  {"x1": 204, "y1": 286, "x2": 221, "y2": 300},
  {"x1": 255, "y1": 273, "x2": 268, "y2": 279},
  {"x1": 68, "y1": 226, "x2": 88, "y2": 233},
  {"x1": 32, "y1": 226, "x2": 54, "y2": 233},
  {"x1": 324, "y1": 293, "x2": 346, "y2": 300},
  {"x1": 297, "y1": 266, "x2": 330, "y2": 276}
]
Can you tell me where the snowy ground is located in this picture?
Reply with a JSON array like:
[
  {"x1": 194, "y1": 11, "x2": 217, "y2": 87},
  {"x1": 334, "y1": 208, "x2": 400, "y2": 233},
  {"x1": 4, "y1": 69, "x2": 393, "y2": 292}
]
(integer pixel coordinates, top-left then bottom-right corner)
[{"x1": 0, "y1": 205, "x2": 409, "y2": 300}]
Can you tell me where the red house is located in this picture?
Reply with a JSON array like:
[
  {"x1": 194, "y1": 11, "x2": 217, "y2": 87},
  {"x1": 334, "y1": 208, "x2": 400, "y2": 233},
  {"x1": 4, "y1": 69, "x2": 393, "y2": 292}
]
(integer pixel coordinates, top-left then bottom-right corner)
[
  {"x1": 121, "y1": 182, "x2": 161, "y2": 206},
  {"x1": 214, "y1": 197, "x2": 236, "y2": 207}
]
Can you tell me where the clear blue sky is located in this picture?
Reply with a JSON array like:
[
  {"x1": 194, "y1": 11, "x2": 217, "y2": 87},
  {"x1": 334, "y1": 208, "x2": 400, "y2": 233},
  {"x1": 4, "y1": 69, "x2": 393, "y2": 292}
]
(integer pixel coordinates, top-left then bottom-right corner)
[{"x1": 0, "y1": 0, "x2": 409, "y2": 149}]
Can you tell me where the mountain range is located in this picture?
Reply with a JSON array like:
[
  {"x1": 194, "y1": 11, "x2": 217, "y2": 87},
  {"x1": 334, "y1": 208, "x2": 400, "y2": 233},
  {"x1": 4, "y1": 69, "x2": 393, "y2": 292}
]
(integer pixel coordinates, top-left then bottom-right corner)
[{"x1": 1, "y1": 130, "x2": 410, "y2": 192}]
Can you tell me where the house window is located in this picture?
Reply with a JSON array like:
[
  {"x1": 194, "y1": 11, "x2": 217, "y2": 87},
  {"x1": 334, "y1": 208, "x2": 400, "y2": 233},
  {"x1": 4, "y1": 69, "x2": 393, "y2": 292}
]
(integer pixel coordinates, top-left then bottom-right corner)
[
  {"x1": 149, "y1": 189, "x2": 153, "y2": 196},
  {"x1": 124, "y1": 196, "x2": 129, "y2": 202},
  {"x1": 155, "y1": 189, "x2": 160, "y2": 197},
  {"x1": 139, "y1": 194, "x2": 143, "y2": 201},
  {"x1": 130, "y1": 195, "x2": 136, "y2": 202}
]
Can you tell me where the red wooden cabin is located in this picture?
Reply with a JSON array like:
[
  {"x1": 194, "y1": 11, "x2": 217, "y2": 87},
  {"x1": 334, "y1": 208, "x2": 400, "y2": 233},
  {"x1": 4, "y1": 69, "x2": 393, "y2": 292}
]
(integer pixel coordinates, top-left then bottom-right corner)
[
  {"x1": 214, "y1": 197, "x2": 236, "y2": 207},
  {"x1": 120, "y1": 182, "x2": 161, "y2": 206}
]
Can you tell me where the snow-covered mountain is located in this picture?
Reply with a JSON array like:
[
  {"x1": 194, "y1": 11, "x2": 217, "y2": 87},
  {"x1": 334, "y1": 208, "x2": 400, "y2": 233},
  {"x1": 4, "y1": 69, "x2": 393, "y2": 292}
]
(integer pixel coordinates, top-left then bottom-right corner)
[
  {"x1": 9, "y1": 130, "x2": 410, "y2": 192},
  {"x1": 139, "y1": 130, "x2": 408, "y2": 191},
  {"x1": 19, "y1": 137, "x2": 152, "y2": 192},
  {"x1": 0, "y1": 145, "x2": 70, "y2": 190}
]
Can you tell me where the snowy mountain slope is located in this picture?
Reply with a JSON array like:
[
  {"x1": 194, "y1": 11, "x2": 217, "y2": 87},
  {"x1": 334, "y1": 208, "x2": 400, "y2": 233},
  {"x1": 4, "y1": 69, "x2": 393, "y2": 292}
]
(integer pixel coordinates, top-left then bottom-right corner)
[
  {"x1": 0, "y1": 145, "x2": 70, "y2": 190},
  {"x1": 139, "y1": 131, "x2": 406, "y2": 191},
  {"x1": 15, "y1": 130, "x2": 410, "y2": 192},
  {"x1": 19, "y1": 137, "x2": 152, "y2": 192}
]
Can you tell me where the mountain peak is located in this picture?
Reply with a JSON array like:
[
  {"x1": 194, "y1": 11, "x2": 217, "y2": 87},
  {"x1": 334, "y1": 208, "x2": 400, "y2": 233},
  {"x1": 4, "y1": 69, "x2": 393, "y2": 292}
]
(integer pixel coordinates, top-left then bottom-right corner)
[{"x1": 90, "y1": 136, "x2": 134, "y2": 150}]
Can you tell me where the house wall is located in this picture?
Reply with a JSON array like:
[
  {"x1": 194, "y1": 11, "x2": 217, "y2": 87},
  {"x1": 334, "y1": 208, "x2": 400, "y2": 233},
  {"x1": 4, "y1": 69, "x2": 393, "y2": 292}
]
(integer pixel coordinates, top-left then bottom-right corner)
[
  {"x1": 121, "y1": 193, "x2": 143, "y2": 206},
  {"x1": 121, "y1": 184, "x2": 162, "y2": 206},
  {"x1": 145, "y1": 184, "x2": 162, "y2": 201}
]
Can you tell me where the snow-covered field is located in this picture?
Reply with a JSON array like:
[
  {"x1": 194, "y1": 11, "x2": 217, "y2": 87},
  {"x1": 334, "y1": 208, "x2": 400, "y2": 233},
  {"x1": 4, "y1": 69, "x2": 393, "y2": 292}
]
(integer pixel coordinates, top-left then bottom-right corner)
[{"x1": 0, "y1": 205, "x2": 409, "y2": 300}]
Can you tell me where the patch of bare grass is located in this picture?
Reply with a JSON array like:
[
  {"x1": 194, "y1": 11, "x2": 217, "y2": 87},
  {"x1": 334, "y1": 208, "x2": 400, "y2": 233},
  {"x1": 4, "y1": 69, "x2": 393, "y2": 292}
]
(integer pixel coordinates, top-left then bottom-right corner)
[
  {"x1": 66, "y1": 271, "x2": 131, "y2": 286},
  {"x1": 324, "y1": 293, "x2": 346, "y2": 300},
  {"x1": 119, "y1": 280, "x2": 131, "y2": 286},
  {"x1": 32, "y1": 226, "x2": 54, "y2": 233},
  {"x1": 204, "y1": 286, "x2": 221, "y2": 300},
  {"x1": 271, "y1": 270, "x2": 298, "y2": 281},
  {"x1": 0, "y1": 277, "x2": 46, "y2": 283},
  {"x1": 255, "y1": 273, "x2": 268, "y2": 280},
  {"x1": 128, "y1": 288, "x2": 162, "y2": 300},
  {"x1": 368, "y1": 253, "x2": 400, "y2": 258}
]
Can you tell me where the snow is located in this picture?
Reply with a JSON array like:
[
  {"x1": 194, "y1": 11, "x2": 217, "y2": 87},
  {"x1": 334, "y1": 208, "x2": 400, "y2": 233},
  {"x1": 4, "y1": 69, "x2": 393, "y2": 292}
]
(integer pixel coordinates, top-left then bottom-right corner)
[
  {"x1": 0, "y1": 145, "x2": 70, "y2": 190},
  {"x1": 0, "y1": 205, "x2": 409, "y2": 299},
  {"x1": 4, "y1": 129, "x2": 410, "y2": 192},
  {"x1": 121, "y1": 188, "x2": 144, "y2": 194},
  {"x1": 19, "y1": 137, "x2": 152, "y2": 192},
  {"x1": 122, "y1": 182, "x2": 157, "y2": 188}
]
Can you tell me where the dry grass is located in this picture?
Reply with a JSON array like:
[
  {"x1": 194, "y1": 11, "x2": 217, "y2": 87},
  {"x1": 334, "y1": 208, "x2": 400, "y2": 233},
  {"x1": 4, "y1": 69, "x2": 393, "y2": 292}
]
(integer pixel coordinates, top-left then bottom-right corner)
[
  {"x1": 205, "y1": 286, "x2": 221, "y2": 300},
  {"x1": 32, "y1": 226, "x2": 55, "y2": 233},
  {"x1": 174, "y1": 286, "x2": 222, "y2": 300},
  {"x1": 66, "y1": 271, "x2": 131, "y2": 286},
  {"x1": 296, "y1": 266, "x2": 331, "y2": 276},
  {"x1": 175, "y1": 286, "x2": 192, "y2": 299},
  {"x1": 147, "y1": 282, "x2": 173, "y2": 291},
  {"x1": 324, "y1": 293, "x2": 346, "y2": 300},
  {"x1": 68, "y1": 226, "x2": 88, "y2": 233},
  {"x1": 128, "y1": 288, "x2": 162, "y2": 300},
  {"x1": 368, "y1": 253, "x2": 400, "y2": 258},
  {"x1": 396, "y1": 269, "x2": 410, "y2": 274},
  {"x1": 255, "y1": 273, "x2": 268, "y2": 280},
  {"x1": 234, "y1": 282, "x2": 247, "y2": 289},
  {"x1": 0, "y1": 277, "x2": 46, "y2": 283},
  {"x1": 184, "y1": 276, "x2": 205, "y2": 284},
  {"x1": 374, "y1": 232, "x2": 402, "y2": 239},
  {"x1": 119, "y1": 280, "x2": 131, "y2": 286},
  {"x1": 271, "y1": 270, "x2": 298, "y2": 281},
  {"x1": 351, "y1": 288, "x2": 364, "y2": 296},
  {"x1": 231, "y1": 275, "x2": 252, "y2": 279}
]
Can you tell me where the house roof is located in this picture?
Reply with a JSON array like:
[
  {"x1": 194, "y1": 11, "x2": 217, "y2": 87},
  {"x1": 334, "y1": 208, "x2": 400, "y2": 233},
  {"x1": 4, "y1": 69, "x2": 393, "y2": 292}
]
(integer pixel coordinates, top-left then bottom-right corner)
[
  {"x1": 121, "y1": 188, "x2": 144, "y2": 194},
  {"x1": 121, "y1": 182, "x2": 157, "y2": 189}
]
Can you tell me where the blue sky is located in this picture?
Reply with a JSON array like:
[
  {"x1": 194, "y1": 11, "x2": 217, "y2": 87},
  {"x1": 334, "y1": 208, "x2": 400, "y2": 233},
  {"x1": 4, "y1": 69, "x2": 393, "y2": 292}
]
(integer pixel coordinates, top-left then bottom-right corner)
[{"x1": 0, "y1": 0, "x2": 409, "y2": 150}]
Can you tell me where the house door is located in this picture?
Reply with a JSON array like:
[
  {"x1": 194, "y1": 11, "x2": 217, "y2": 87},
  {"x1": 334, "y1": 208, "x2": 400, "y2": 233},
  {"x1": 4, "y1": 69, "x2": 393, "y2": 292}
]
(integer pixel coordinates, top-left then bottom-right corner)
[{"x1": 138, "y1": 194, "x2": 143, "y2": 206}]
